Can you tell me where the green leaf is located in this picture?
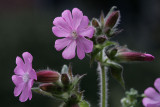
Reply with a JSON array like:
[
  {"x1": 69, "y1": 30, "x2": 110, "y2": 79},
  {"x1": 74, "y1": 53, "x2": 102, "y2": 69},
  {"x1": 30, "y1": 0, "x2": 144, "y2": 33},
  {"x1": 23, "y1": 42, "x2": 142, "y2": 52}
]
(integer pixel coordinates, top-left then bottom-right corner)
[
  {"x1": 79, "y1": 100, "x2": 90, "y2": 107},
  {"x1": 108, "y1": 62, "x2": 125, "y2": 88}
]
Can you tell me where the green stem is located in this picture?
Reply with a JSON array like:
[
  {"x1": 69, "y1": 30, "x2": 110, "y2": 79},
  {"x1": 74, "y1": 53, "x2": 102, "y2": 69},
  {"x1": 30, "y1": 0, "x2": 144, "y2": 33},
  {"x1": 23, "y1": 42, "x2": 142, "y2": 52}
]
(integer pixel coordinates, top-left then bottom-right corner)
[
  {"x1": 100, "y1": 64, "x2": 108, "y2": 107},
  {"x1": 98, "y1": 64, "x2": 108, "y2": 107},
  {"x1": 98, "y1": 50, "x2": 108, "y2": 107}
]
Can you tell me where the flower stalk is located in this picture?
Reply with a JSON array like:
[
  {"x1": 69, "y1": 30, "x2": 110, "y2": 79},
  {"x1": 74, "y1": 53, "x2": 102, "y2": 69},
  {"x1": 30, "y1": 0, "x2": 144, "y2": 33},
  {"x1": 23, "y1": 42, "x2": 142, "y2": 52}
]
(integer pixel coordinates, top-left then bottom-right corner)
[
  {"x1": 100, "y1": 64, "x2": 108, "y2": 107},
  {"x1": 97, "y1": 50, "x2": 108, "y2": 107}
]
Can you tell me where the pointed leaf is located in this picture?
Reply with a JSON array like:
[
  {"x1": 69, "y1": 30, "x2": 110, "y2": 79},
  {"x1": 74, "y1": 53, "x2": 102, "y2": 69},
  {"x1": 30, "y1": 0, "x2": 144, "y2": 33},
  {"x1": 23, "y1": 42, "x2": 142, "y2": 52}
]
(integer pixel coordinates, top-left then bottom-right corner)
[
  {"x1": 108, "y1": 62, "x2": 125, "y2": 88},
  {"x1": 70, "y1": 74, "x2": 86, "y2": 91}
]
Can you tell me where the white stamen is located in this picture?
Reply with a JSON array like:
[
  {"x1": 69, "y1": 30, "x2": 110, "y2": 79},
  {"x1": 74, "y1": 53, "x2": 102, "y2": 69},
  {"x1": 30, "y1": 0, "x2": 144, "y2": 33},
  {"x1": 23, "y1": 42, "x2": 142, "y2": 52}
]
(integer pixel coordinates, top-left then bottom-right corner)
[
  {"x1": 23, "y1": 73, "x2": 29, "y2": 82},
  {"x1": 72, "y1": 31, "x2": 78, "y2": 39}
]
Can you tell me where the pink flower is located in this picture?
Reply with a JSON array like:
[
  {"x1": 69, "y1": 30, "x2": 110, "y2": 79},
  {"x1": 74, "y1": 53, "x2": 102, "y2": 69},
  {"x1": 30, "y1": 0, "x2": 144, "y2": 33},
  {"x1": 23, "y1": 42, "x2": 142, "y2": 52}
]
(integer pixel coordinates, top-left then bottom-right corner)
[
  {"x1": 143, "y1": 78, "x2": 160, "y2": 107},
  {"x1": 12, "y1": 52, "x2": 37, "y2": 102},
  {"x1": 52, "y1": 8, "x2": 94, "y2": 60}
]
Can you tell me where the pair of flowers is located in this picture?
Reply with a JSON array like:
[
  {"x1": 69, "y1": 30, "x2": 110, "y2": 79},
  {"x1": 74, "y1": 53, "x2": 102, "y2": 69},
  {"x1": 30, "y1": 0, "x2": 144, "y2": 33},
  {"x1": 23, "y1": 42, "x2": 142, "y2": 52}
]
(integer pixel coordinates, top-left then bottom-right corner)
[{"x1": 12, "y1": 8, "x2": 93, "y2": 102}]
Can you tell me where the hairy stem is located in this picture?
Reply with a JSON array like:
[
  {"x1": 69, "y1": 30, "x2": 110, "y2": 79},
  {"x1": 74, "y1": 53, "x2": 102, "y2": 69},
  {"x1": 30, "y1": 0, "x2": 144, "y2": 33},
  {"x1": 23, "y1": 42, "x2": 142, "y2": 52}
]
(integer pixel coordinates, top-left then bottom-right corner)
[
  {"x1": 101, "y1": 65, "x2": 106, "y2": 107},
  {"x1": 98, "y1": 62, "x2": 108, "y2": 107}
]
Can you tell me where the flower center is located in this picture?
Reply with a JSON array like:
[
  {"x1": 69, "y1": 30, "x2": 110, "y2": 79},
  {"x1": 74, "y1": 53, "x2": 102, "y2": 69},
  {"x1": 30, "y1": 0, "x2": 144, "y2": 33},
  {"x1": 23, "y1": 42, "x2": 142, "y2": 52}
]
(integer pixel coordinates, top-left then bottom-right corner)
[
  {"x1": 23, "y1": 73, "x2": 29, "y2": 82},
  {"x1": 71, "y1": 31, "x2": 78, "y2": 39}
]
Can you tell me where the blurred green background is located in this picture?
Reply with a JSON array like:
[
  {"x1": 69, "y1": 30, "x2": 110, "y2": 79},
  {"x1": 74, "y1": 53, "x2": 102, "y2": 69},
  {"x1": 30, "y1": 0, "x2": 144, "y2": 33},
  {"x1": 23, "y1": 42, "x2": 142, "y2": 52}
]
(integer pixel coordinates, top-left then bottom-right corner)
[{"x1": 0, "y1": 0, "x2": 160, "y2": 107}]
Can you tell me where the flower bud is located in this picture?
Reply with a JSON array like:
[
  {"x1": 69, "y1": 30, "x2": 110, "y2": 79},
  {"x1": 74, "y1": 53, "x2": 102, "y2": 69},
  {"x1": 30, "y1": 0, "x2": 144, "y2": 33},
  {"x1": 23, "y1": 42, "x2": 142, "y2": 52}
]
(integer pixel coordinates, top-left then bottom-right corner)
[
  {"x1": 115, "y1": 52, "x2": 155, "y2": 62},
  {"x1": 105, "y1": 11, "x2": 120, "y2": 29},
  {"x1": 61, "y1": 73, "x2": 70, "y2": 85},
  {"x1": 91, "y1": 18, "x2": 99, "y2": 27},
  {"x1": 36, "y1": 70, "x2": 60, "y2": 83},
  {"x1": 40, "y1": 83, "x2": 56, "y2": 92},
  {"x1": 96, "y1": 35, "x2": 107, "y2": 44},
  {"x1": 106, "y1": 48, "x2": 118, "y2": 59}
]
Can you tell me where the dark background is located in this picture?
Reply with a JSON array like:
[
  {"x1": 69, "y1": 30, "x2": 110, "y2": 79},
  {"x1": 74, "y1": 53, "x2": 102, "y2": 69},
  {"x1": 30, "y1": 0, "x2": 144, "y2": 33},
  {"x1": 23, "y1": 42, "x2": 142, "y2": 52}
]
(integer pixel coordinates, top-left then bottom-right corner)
[{"x1": 0, "y1": 0, "x2": 160, "y2": 107}]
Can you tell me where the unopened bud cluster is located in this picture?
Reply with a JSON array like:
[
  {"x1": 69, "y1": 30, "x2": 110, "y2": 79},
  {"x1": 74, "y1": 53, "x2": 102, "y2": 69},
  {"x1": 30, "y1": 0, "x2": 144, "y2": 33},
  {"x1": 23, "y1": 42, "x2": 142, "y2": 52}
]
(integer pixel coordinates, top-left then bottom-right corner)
[
  {"x1": 91, "y1": 6, "x2": 121, "y2": 45},
  {"x1": 90, "y1": 6, "x2": 154, "y2": 88},
  {"x1": 33, "y1": 65, "x2": 86, "y2": 107}
]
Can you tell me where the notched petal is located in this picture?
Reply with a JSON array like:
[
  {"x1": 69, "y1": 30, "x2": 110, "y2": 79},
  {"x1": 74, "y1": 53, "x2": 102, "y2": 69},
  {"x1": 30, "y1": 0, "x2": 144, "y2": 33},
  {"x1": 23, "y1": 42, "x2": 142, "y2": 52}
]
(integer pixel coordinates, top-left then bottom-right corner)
[
  {"x1": 62, "y1": 41, "x2": 76, "y2": 59},
  {"x1": 22, "y1": 52, "x2": 33, "y2": 64}
]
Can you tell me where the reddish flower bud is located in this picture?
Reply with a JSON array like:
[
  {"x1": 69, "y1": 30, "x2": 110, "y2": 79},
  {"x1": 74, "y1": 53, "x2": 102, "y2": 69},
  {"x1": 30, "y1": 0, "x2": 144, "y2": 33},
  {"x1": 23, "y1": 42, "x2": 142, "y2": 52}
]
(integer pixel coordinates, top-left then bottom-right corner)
[
  {"x1": 36, "y1": 70, "x2": 60, "y2": 83},
  {"x1": 116, "y1": 52, "x2": 155, "y2": 62},
  {"x1": 40, "y1": 83, "x2": 56, "y2": 92},
  {"x1": 92, "y1": 18, "x2": 100, "y2": 27},
  {"x1": 105, "y1": 11, "x2": 120, "y2": 29},
  {"x1": 61, "y1": 74, "x2": 70, "y2": 85}
]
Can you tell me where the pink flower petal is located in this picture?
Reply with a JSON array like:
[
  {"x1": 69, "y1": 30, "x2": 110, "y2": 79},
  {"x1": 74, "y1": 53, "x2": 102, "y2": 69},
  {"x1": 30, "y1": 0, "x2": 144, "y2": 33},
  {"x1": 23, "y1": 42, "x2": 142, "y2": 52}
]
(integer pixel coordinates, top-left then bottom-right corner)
[
  {"x1": 77, "y1": 36, "x2": 93, "y2": 53},
  {"x1": 144, "y1": 87, "x2": 160, "y2": 101},
  {"x1": 72, "y1": 8, "x2": 83, "y2": 30},
  {"x1": 19, "y1": 85, "x2": 29, "y2": 102},
  {"x1": 77, "y1": 38, "x2": 85, "y2": 60},
  {"x1": 147, "y1": 103, "x2": 160, "y2": 107},
  {"x1": 154, "y1": 78, "x2": 160, "y2": 92},
  {"x1": 53, "y1": 17, "x2": 72, "y2": 32},
  {"x1": 16, "y1": 56, "x2": 24, "y2": 67},
  {"x1": 78, "y1": 26, "x2": 94, "y2": 38},
  {"x1": 55, "y1": 38, "x2": 72, "y2": 51},
  {"x1": 22, "y1": 52, "x2": 33, "y2": 72},
  {"x1": 52, "y1": 26, "x2": 71, "y2": 37},
  {"x1": 143, "y1": 97, "x2": 159, "y2": 106},
  {"x1": 62, "y1": 10, "x2": 73, "y2": 29},
  {"x1": 29, "y1": 90, "x2": 32, "y2": 100},
  {"x1": 12, "y1": 75, "x2": 23, "y2": 86},
  {"x1": 19, "y1": 80, "x2": 33, "y2": 102},
  {"x1": 77, "y1": 16, "x2": 89, "y2": 31},
  {"x1": 28, "y1": 79, "x2": 34, "y2": 89},
  {"x1": 22, "y1": 52, "x2": 33, "y2": 64},
  {"x1": 62, "y1": 40, "x2": 76, "y2": 59},
  {"x1": 14, "y1": 82, "x2": 24, "y2": 97},
  {"x1": 14, "y1": 67, "x2": 24, "y2": 76},
  {"x1": 29, "y1": 69, "x2": 37, "y2": 80}
]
